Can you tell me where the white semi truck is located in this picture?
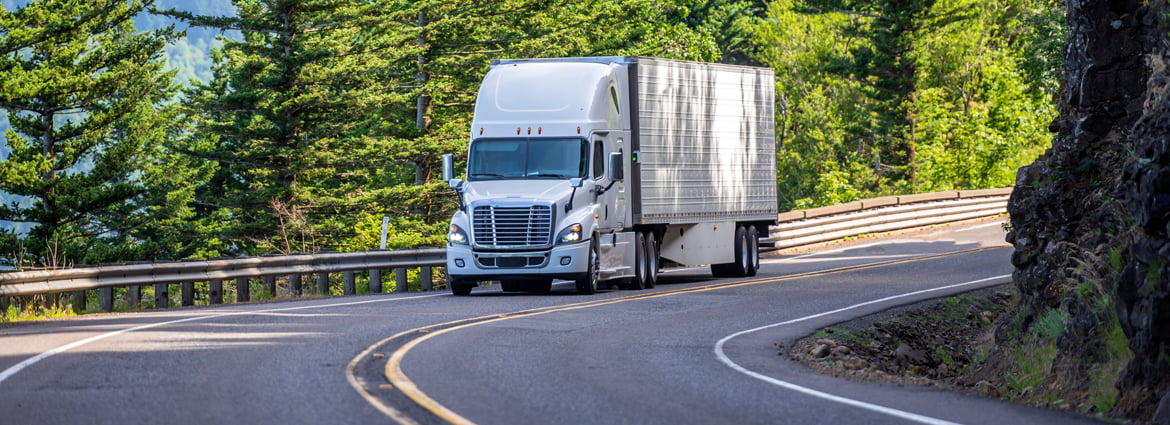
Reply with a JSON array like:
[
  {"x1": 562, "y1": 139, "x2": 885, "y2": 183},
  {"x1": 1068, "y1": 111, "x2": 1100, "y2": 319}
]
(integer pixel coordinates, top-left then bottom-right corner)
[{"x1": 441, "y1": 56, "x2": 777, "y2": 295}]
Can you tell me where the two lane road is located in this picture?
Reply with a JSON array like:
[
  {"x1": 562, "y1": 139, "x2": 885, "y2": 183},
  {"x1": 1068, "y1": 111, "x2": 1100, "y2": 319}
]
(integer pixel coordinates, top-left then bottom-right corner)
[{"x1": 0, "y1": 221, "x2": 1103, "y2": 424}]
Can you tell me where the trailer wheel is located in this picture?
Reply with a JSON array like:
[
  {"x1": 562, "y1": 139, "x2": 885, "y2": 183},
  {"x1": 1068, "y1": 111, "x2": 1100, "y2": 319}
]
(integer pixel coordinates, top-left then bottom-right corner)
[
  {"x1": 576, "y1": 239, "x2": 600, "y2": 295},
  {"x1": 645, "y1": 231, "x2": 658, "y2": 288},
  {"x1": 733, "y1": 225, "x2": 751, "y2": 277},
  {"x1": 747, "y1": 226, "x2": 760, "y2": 277},
  {"x1": 625, "y1": 233, "x2": 648, "y2": 290},
  {"x1": 450, "y1": 279, "x2": 475, "y2": 296}
]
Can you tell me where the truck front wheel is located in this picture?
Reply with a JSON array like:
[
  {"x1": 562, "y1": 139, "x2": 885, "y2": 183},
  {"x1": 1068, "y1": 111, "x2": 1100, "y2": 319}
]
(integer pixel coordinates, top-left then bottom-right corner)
[
  {"x1": 450, "y1": 279, "x2": 475, "y2": 296},
  {"x1": 576, "y1": 239, "x2": 600, "y2": 295}
]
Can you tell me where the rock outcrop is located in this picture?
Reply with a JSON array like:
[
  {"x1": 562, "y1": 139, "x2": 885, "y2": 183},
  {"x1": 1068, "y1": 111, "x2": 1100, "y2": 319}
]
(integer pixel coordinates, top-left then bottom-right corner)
[{"x1": 1007, "y1": 0, "x2": 1170, "y2": 421}]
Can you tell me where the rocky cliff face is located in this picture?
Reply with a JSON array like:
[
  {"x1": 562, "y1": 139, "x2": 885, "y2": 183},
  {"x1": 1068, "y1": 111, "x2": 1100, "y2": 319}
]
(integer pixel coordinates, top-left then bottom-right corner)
[{"x1": 1006, "y1": 0, "x2": 1170, "y2": 421}]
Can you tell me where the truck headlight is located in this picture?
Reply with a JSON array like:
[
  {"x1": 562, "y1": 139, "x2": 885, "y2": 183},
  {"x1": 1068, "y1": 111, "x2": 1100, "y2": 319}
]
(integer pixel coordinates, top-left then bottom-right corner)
[
  {"x1": 557, "y1": 223, "x2": 583, "y2": 244},
  {"x1": 448, "y1": 224, "x2": 469, "y2": 245}
]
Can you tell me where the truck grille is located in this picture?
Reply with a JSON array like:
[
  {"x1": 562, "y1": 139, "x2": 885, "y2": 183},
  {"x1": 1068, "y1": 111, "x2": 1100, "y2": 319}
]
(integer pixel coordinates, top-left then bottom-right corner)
[{"x1": 472, "y1": 205, "x2": 553, "y2": 249}]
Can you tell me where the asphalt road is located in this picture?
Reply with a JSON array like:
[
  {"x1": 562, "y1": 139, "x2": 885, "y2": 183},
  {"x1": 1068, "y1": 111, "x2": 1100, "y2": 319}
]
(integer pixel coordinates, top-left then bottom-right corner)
[{"x1": 0, "y1": 220, "x2": 1108, "y2": 425}]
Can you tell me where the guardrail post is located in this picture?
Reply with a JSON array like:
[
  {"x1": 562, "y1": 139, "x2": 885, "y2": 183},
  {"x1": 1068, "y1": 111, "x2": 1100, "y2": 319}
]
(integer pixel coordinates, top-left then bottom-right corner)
[
  {"x1": 210, "y1": 280, "x2": 223, "y2": 304},
  {"x1": 420, "y1": 267, "x2": 433, "y2": 291},
  {"x1": 316, "y1": 273, "x2": 329, "y2": 295},
  {"x1": 128, "y1": 285, "x2": 140, "y2": 305},
  {"x1": 154, "y1": 284, "x2": 168, "y2": 309},
  {"x1": 263, "y1": 275, "x2": 276, "y2": 298},
  {"x1": 370, "y1": 269, "x2": 383, "y2": 293},
  {"x1": 343, "y1": 271, "x2": 356, "y2": 295},
  {"x1": 395, "y1": 267, "x2": 407, "y2": 292},
  {"x1": 0, "y1": 296, "x2": 7, "y2": 313},
  {"x1": 71, "y1": 291, "x2": 86, "y2": 313},
  {"x1": 181, "y1": 282, "x2": 195, "y2": 306},
  {"x1": 100, "y1": 288, "x2": 114, "y2": 312},
  {"x1": 289, "y1": 274, "x2": 302, "y2": 296},
  {"x1": 237, "y1": 277, "x2": 249, "y2": 302}
]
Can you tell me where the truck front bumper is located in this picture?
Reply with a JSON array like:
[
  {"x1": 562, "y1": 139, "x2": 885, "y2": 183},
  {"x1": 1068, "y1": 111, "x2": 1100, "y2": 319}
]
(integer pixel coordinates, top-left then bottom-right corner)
[{"x1": 446, "y1": 241, "x2": 591, "y2": 282}]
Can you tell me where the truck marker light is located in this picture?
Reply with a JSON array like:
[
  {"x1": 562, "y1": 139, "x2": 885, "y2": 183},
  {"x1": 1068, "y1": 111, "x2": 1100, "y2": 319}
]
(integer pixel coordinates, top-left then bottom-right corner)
[
  {"x1": 527, "y1": 127, "x2": 532, "y2": 135},
  {"x1": 516, "y1": 128, "x2": 521, "y2": 135},
  {"x1": 538, "y1": 127, "x2": 542, "y2": 134},
  {"x1": 577, "y1": 126, "x2": 581, "y2": 134},
  {"x1": 479, "y1": 128, "x2": 484, "y2": 135}
]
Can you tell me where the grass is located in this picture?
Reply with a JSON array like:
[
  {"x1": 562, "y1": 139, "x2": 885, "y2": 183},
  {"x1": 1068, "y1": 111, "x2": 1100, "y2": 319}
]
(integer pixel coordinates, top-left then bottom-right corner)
[
  {"x1": 1088, "y1": 298, "x2": 1131, "y2": 413},
  {"x1": 1006, "y1": 338, "x2": 1058, "y2": 401},
  {"x1": 1, "y1": 299, "x2": 78, "y2": 322},
  {"x1": 1004, "y1": 306, "x2": 1067, "y2": 401}
]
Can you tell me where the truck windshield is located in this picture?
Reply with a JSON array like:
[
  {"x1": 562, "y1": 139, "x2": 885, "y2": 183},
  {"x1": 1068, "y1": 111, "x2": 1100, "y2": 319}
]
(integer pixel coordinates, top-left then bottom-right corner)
[{"x1": 467, "y1": 138, "x2": 588, "y2": 180}]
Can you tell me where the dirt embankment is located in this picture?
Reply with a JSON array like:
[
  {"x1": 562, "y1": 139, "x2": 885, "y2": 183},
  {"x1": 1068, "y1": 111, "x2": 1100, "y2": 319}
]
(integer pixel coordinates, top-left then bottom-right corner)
[{"x1": 784, "y1": 286, "x2": 1134, "y2": 423}]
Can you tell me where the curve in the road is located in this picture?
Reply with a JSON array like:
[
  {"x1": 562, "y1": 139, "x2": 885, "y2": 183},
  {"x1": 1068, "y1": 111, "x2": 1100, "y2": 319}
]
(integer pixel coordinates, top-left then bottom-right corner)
[
  {"x1": 713, "y1": 274, "x2": 1010, "y2": 425},
  {"x1": 351, "y1": 245, "x2": 1010, "y2": 425}
]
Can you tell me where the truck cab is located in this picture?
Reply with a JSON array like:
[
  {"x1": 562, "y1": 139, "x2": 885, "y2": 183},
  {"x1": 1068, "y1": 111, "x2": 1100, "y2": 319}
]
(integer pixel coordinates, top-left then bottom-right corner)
[{"x1": 443, "y1": 59, "x2": 631, "y2": 295}]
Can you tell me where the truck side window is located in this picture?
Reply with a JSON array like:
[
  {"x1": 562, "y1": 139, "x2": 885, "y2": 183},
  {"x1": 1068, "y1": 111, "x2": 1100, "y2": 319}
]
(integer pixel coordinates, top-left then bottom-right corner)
[{"x1": 592, "y1": 141, "x2": 605, "y2": 179}]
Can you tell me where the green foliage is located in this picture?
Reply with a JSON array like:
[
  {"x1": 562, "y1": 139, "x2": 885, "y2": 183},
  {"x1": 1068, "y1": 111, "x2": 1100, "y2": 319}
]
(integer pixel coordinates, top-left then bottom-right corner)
[
  {"x1": 1006, "y1": 333, "x2": 1058, "y2": 400},
  {"x1": 1035, "y1": 306, "x2": 1070, "y2": 340},
  {"x1": 1087, "y1": 300, "x2": 1130, "y2": 413},
  {"x1": 754, "y1": 0, "x2": 1063, "y2": 210}
]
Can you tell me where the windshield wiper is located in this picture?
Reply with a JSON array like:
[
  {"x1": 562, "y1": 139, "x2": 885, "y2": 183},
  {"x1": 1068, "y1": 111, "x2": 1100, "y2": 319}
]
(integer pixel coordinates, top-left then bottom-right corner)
[
  {"x1": 469, "y1": 173, "x2": 508, "y2": 179},
  {"x1": 528, "y1": 173, "x2": 571, "y2": 179}
]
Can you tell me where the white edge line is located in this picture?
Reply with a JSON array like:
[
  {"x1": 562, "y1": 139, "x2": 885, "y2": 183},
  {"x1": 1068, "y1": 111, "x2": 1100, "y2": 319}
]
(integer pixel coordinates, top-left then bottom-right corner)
[
  {"x1": 714, "y1": 274, "x2": 1011, "y2": 425},
  {"x1": 0, "y1": 293, "x2": 446, "y2": 385},
  {"x1": 954, "y1": 221, "x2": 1006, "y2": 233}
]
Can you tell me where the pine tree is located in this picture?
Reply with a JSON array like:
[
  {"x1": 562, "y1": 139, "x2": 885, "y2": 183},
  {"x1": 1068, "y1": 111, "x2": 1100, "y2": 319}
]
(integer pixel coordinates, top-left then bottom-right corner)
[
  {"x1": 160, "y1": 0, "x2": 405, "y2": 254},
  {"x1": 0, "y1": 0, "x2": 183, "y2": 266}
]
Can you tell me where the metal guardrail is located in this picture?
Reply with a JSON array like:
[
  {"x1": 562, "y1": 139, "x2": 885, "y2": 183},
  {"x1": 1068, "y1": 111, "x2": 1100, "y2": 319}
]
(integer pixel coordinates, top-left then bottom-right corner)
[
  {"x1": 766, "y1": 188, "x2": 1011, "y2": 250},
  {"x1": 0, "y1": 188, "x2": 1011, "y2": 313},
  {"x1": 0, "y1": 248, "x2": 445, "y2": 312}
]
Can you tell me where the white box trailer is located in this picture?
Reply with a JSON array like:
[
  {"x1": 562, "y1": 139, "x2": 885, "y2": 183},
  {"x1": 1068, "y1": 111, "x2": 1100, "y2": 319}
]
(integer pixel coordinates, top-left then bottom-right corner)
[{"x1": 442, "y1": 56, "x2": 777, "y2": 295}]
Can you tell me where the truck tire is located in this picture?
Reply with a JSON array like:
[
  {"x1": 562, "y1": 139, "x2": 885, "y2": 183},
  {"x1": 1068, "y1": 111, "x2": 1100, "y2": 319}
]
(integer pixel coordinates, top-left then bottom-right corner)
[
  {"x1": 576, "y1": 239, "x2": 600, "y2": 295},
  {"x1": 450, "y1": 279, "x2": 474, "y2": 296},
  {"x1": 747, "y1": 226, "x2": 760, "y2": 277},
  {"x1": 711, "y1": 226, "x2": 750, "y2": 278},
  {"x1": 523, "y1": 279, "x2": 553, "y2": 293},
  {"x1": 500, "y1": 280, "x2": 522, "y2": 292},
  {"x1": 625, "y1": 233, "x2": 648, "y2": 290},
  {"x1": 733, "y1": 225, "x2": 750, "y2": 277},
  {"x1": 645, "y1": 231, "x2": 658, "y2": 288}
]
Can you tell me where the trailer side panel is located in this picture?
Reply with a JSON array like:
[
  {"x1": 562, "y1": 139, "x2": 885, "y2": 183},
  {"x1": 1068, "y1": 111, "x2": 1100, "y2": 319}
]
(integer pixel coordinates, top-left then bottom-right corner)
[{"x1": 632, "y1": 58, "x2": 777, "y2": 225}]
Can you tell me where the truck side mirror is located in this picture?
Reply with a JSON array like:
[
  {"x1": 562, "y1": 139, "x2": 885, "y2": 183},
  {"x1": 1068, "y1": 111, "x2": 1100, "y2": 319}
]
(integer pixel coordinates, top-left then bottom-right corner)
[
  {"x1": 608, "y1": 152, "x2": 624, "y2": 181},
  {"x1": 442, "y1": 154, "x2": 455, "y2": 183}
]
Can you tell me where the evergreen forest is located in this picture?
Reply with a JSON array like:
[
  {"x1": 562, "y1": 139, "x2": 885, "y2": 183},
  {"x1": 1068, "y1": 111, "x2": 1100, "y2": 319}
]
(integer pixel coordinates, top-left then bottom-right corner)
[{"x1": 0, "y1": 0, "x2": 1064, "y2": 268}]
